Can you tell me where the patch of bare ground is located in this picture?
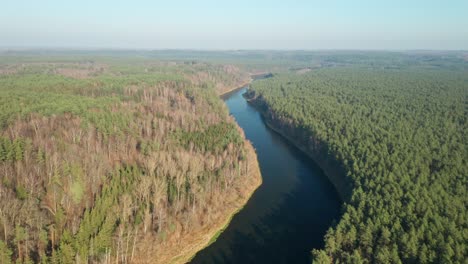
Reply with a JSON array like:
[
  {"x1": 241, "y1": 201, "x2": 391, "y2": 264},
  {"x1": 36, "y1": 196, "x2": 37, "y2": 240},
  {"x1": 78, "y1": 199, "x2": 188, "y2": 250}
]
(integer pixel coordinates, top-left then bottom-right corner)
[
  {"x1": 53, "y1": 62, "x2": 107, "y2": 78},
  {"x1": 54, "y1": 66, "x2": 106, "y2": 79},
  {"x1": 296, "y1": 68, "x2": 312, "y2": 75},
  {"x1": 186, "y1": 64, "x2": 251, "y2": 95},
  {"x1": 0, "y1": 62, "x2": 107, "y2": 78},
  {"x1": 0, "y1": 65, "x2": 19, "y2": 75}
]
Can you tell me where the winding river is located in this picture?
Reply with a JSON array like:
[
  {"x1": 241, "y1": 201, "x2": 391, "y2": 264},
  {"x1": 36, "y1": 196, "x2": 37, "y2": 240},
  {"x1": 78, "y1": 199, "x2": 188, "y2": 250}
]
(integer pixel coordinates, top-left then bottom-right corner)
[{"x1": 190, "y1": 87, "x2": 341, "y2": 264}]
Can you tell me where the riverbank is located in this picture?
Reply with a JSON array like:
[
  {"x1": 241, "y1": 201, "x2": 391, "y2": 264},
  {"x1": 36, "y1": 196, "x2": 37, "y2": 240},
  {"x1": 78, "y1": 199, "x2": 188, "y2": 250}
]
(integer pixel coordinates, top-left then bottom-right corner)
[
  {"x1": 175, "y1": 141, "x2": 262, "y2": 264},
  {"x1": 244, "y1": 92, "x2": 350, "y2": 201},
  {"x1": 218, "y1": 80, "x2": 252, "y2": 97},
  {"x1": 134, "y1": 139, "x2": 262, "y2": 264},
  {"x1": 218, "y1": 72, "x2": 273, "y2": 97},
  {"x1": 127, "y1": 82, "x2": 263, "y2": 263},
  {"x1": 184, "y1": 140, "x2": 262, "y2": 263},
  {"x1": 166, "y1": 79, "x2": 264, "y2": 263}
]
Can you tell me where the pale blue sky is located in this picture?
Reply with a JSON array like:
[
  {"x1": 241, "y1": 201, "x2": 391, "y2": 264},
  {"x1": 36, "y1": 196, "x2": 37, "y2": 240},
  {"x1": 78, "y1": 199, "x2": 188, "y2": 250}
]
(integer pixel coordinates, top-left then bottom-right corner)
[{"x1": 1, "y1": 0, "x2": 467, "y2": 50}]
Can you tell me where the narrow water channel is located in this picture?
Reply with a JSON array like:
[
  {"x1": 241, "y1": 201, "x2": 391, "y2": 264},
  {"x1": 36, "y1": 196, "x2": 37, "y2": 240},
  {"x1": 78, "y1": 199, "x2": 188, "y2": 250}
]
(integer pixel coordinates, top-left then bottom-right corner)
[{"x1": 190, "y1": 87, "x2": 341, "y2": 264}]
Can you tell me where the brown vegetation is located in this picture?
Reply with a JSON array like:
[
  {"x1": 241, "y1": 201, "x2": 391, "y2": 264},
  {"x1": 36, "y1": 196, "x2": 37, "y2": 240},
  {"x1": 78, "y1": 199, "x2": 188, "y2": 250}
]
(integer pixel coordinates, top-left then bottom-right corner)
[{"x1": 0, "y1": 60, "x2": 261, "y2": 263}]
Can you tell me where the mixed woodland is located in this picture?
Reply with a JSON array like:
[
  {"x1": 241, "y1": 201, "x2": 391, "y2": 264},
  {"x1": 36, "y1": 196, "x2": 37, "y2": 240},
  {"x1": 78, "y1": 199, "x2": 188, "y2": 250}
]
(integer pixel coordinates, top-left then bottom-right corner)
[{"x1": 0, "y1": 57, "x2": 257, "y2": 263}]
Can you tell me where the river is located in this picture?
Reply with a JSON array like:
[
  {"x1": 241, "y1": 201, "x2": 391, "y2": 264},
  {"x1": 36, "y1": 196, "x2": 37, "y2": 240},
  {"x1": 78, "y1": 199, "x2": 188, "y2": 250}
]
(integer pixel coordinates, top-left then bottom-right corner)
[{"x1": 190, "y1": 87, "x2": 341, "y2": 264}]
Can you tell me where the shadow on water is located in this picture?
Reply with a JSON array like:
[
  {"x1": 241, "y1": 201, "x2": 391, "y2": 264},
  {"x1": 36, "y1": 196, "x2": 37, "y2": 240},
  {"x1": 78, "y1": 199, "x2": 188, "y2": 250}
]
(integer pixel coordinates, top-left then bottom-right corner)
[{"x1": 190, "y1": 87, "x2": 341, "y2": 264}]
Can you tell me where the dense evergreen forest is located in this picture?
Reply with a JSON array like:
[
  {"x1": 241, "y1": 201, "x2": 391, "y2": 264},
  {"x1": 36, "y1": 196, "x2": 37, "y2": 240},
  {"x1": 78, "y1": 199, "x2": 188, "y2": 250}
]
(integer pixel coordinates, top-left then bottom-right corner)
[
  {"x1": 0, "y1": 57, "x2": 260, "y2": 263},
  {"x1": 248, "y1": 67, "x2": 467, "y2": 263}
]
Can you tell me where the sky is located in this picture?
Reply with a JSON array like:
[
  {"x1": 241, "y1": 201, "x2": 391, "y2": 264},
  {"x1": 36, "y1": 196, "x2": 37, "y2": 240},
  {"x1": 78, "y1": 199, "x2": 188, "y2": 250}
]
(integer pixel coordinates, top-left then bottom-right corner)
[{"x1": 1, "y1": 0, "x2": 467, "y2": 50}]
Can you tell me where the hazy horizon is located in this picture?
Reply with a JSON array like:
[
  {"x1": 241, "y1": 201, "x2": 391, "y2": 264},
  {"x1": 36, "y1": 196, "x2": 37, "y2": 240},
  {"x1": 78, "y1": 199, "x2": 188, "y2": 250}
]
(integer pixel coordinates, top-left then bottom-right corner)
[
  {"x1": 1, "y1": 47, "x2": 467, "y2": 52},
  {"x1": 2, "y1": 0, "x2": 468, "y2": 50}
]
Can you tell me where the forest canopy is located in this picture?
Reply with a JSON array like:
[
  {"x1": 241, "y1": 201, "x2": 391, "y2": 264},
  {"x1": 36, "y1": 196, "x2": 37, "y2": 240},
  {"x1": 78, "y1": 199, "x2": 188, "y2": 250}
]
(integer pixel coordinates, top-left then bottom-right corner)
[{"x1": 249, "y1": 67, "x2": 467, "y2": 263}]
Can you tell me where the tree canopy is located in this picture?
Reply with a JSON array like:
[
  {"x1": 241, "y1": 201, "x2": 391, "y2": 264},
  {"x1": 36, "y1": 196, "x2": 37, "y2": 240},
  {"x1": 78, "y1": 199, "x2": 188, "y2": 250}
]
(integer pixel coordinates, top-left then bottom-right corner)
[{"x1": 250, "y1": 67, "x2": 467, "y2": 263}]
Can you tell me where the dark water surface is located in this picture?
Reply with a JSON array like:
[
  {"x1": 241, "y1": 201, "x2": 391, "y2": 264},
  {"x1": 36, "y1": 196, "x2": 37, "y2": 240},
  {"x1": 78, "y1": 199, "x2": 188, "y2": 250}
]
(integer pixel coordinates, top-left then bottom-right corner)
[{"x1": 190, "y1": 87, "x2": 341, "y2": 264}]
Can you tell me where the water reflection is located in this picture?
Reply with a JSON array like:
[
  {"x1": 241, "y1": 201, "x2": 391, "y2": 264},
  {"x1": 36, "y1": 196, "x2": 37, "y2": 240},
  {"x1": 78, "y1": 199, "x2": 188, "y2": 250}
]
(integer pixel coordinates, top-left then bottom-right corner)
[{"x1": 190, "y1": 88, "x2": 341, "y2": 264}]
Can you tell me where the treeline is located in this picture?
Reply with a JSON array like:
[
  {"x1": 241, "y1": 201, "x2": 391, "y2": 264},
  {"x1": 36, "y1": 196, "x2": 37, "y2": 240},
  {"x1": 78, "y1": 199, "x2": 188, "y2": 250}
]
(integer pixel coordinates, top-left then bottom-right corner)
[
  {"x1": 0, "y1": 59, "x2": 254, "y2": 263},
  {"x1": 249, "y1": 68, "x2": 467, "y2": 263}
]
